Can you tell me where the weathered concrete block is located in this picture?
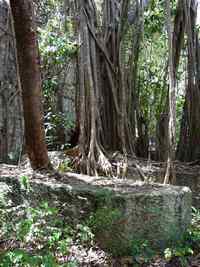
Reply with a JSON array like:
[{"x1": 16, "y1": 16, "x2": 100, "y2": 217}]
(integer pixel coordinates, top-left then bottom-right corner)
[
  {"x1": 0, "y1": 175, "x2": 192, "y2": 256},
  {"x1": 109, "y1": 183, "x2": 191, "y2": 253}
]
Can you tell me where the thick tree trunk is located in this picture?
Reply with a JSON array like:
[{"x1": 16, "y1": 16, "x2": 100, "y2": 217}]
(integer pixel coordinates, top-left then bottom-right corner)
[
  {"x1": 157, "y1": 0, "x2": 185, "y2": 163},
  {"x1": 76, "y1": 0, "x2": 139, "y2": 175},
  {"x1": 127, "y1": 0, "x2": 145, "y2": 156},
  {"x1": 10, "y1": 0, "x2": 51, "y2": 170},
  {"x1": 177, "y1": 0, "x2": 200, "y2": 162},
  {"x1": 0, "y1": 0, "x2": 24, "y2": 163}
]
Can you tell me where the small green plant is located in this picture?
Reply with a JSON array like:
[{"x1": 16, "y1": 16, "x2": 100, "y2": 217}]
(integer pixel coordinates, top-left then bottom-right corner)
[
  {"x1": 0, "y1": 198, "x2": 96, "y2": 267},
  {"x1": 0, "y1": 201, "x2": 74, "y2": 266},
  {"x1": 164, "y1": 246, "x2": 193, "y2": 266},
  {"x1": 87, "y1": 206, "x2": 121, "y2": 233},
  {"x1": 132, "y1": 239, "x2": 156, "y2": 265},
  {"x1": 163, "y1": 207, "x2": 200, "y2": 266},
  {"x1": 87, "y1": 206, "x2": 125, "y2": 256},
  {"x1": 58, "y1": 159, "x2": 73, "y2": 173},
  {"x1": 20, "y1": 175, "x2": 31, "y2": 193},
  {"x1": 75, "y1": 224, "x2": 94, "y2": 245}
]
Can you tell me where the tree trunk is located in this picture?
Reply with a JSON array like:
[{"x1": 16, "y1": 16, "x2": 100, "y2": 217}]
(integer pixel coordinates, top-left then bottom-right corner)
[
  {"x1": 128, "y1": 0, "x2": 145, "y2": 156},
  {"x1": 156, "y1": 0, "x2": 185, "y2": 164},
  {"x1": 164, "y1": 0, "x2": 176, "y2": 184},
  {"x1": 76, "y1": 0, "x2": 140, "y2": 175},
  {"x1": 156, "y1": 111, "x2": 169, "y2": 161},
  {"x1": 10, "y1": 0, "x2": 51, "y2": 170},
  {"x1": 0, "y1": 0, "x2": 24, "y2": 163},
  {"x1": 177, "y1": 0, "x2": 200, "y2": 162}
]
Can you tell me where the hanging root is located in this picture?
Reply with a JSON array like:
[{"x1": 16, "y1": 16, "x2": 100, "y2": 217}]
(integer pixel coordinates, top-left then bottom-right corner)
[
  {"x1": 74, "y1": 144, "x2": 113, "y2": 177},
  {"x1": 70, "y1": 145, "x2": 148, "y2": 181},
  {"x1": 87, "y1": 142, "x2": 113, "y2": 176},
  {"x1": 163, "y1": 157, "x2": 176, "y2": 184},
  {"x1": 97, "y1": 147, "x2": 113, "y2": 177}
]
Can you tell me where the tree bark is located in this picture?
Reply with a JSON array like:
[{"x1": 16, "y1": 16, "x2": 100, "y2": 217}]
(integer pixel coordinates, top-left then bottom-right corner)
[
  {"x1": 10, "y1": 0, "x2": 51, "y2": 170},
  {"x1": 177, "y1": 0, "x2": 200, "y2": 162},
  {"x1": 0, "y1": 0, "x2": 24, "y2": 163},
  {"x1": 164, "y1": 0, "x2": 176, "y2": 184},
  {"x1": 75, "y1": 0, "x2": 140, "y2": 175}
]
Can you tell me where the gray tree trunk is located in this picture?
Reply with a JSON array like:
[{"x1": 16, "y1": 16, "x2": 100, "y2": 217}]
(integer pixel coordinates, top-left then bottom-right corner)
[
  {"x1": 164, "y1": 0, "x2": 176, "y2": 184},
  {"x1": 0, "y1": 0, "x2": 24, "y2": 163},
  {"x1": 177, "y1": 0, "x2": 200, "y2": 162}
]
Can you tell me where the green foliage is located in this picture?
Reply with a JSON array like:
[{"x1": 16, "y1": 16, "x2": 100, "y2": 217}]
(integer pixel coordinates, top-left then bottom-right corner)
[
  {"x1": 163, "y1": 207, "x2": 200, "y2": 266},
  {"x1": 87, "y1": 205, "x2": 126, "y2": 256},
  {"x1": 0, "y1": 250, "x2": 58, "y2": 267},
  {"x1": 88, "y1": 207, "x2": 121, "y2": 234},
  {"x1": 0, "y1": 175, "x2": 98, "y2": 266},
  {"x1": 38, "y1": 0, "x2": 77, "y2": 65},
  {"x1": 144, "y1": 0, "x2": 165, "y2": 37},
  {"x1": 37, "y1": 0, "x2": 77, "y2": 149},
  {"x1": 58, "y1": 158, "x2": 73, "y2": 173},
  {"x1": 125, "y1": 207, "x2": 200, "y2": 266},
  {"x1": 44, "y1": 110, "x2": 75, "y2": 149},
  {"x1": 164, "y1": 247, "x2": 193, "y2": 266},
  {"x1": 189, "y1": 207, "x2": 200, "y2": 247},
  {"x1": 75, "y1": 224, "x2": 94, "y2": 245},
  {"x1": 137, "y1": 0, "x2": 185, "y2": 140},
  {"x1": 0, "y1": 201, "x2": 75, "y2": 266},
  {"x1": 1, "y1": 175, "x2": 200, "y2": 266},
  {"x1": 132, "y1": 239, "x2": 156, "y2": 265},
  {"x1": 20, "y1": 175, "x2": 31, "y2": 193},
  {"x1": 0, "y1": 184, "x2": 95, "y2": 267},
  {"x1": 137, "y1": 0, "x2": 168, "y2": 137}
]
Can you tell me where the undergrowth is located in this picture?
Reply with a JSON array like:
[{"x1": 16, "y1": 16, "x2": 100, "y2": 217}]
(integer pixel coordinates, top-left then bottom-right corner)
[
  {"x1": 0, "y1": 176, "x2": 94, "y2": 267},
  {"x1": 0, "y1": 176, "x2": 200, "y2": 266}
]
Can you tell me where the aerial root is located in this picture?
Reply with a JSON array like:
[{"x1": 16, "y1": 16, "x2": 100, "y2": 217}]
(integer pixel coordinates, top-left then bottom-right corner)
[{"x1": 74, "y1": 143, "x2": 113, "y2": 177}]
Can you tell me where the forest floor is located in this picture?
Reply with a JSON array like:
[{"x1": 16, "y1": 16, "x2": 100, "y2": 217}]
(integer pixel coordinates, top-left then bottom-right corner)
[
  {"x1": 1, "y1": 152, "x2": 200, "y2": 266},
  {"x1": 1, "y1": 150, "x2": 200, "y2": 184}
]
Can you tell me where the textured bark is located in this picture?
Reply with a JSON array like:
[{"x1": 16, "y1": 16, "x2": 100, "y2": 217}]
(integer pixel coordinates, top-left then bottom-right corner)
[
  {"x1": 129, "y1": 0, "x2": 145, "y2": 156},
  {"x1": 10, "y1": 0, "x2": 51, "y2": 170},
  {"x1": 164, "y1": 0, "x2": 176, "y2": 184},
  {"x1": 177, "y1": 0, "x2": 200, "y2": 162},
  {"x1": 172, "y1": 0, "x2": 185, "y2": 75},
  {"x1": 156, "y1": 112, "x2": 169, "y2": 162},
  {"x1": 76, "y1": 0, "x2": 140, "y2": 175},
  {"x1": 176, "y1": 100, "x2": 190, "y2": 161},
  {"x1": 0, "y1": 0, "x2": 24, "y2": 163},
  {"x1": 136, "y1": 115, "x2": 148, "y2": 158},
  {"x1": 156, "y1": 0, "x2": 185, "y2": 165}
]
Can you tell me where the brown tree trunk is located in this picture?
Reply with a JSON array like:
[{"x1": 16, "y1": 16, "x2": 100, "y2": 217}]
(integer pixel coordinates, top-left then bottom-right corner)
[{"x1": 10, "y1": 0, "x2": 51, "y2": 170}]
